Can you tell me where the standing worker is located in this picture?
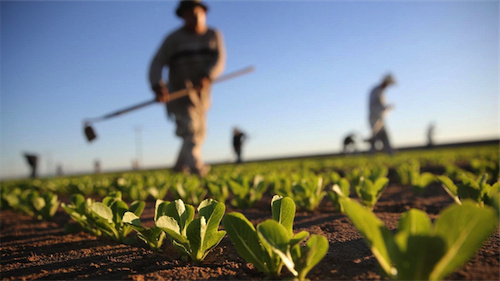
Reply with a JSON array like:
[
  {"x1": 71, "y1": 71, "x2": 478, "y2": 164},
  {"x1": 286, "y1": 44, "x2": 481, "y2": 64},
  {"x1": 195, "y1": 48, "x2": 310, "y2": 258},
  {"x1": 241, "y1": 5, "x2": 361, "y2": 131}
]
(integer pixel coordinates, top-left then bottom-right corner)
[
  {"x1": 149, "y1": 0, "x2": 226, "y2": 176},
  {"x1": 23, "y1": 153, "x2": 38, "y2": 179},
  {"x1": 367, "y1": 74, "x2": 396, "y2": 155},
  {"x1": 232, "y1": 127, "x2": 246, "y2": 163}
]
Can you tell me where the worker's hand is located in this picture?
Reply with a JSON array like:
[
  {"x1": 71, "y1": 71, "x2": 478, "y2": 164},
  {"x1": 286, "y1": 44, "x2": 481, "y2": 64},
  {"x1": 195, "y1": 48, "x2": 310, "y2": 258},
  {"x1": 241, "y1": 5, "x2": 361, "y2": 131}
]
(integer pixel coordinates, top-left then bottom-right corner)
[
  {"x1": 152, "y1": 82, "x2": 170, "y2": 103},
  {"x1": 195, "y1": 76, "x2": 211, "y2": 92}
]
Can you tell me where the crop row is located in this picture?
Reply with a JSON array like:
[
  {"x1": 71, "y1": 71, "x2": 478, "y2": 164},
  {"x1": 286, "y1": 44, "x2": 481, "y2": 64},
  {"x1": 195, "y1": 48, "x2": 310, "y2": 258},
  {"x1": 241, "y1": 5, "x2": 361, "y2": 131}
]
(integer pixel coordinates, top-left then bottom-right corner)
[{"x1": 0, "y1": 146, "x2": 498, "y2": 280}]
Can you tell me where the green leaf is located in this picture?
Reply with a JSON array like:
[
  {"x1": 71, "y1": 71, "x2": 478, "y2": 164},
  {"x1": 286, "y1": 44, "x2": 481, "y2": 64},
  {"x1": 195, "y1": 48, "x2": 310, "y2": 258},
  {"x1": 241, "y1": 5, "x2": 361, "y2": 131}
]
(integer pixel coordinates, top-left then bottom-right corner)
[
  {"x1": 223, "y1": 212, "x2": 270, "y2": 274},
  {"x1": 271, "y1": 195, "x2": 296, "y2": 237},
  {"x1": 396, "y1": 235, "x2": 447, "y2": 280},
  {"x1": 430, "y1": 201, "x2": 498, "y2": 280},
  {"x1": 290, "y1": 231, "x2": 309, "y2": 248},
  {"x1": 197, "y1": 199, "x2": 226, "y2": 253},
  {"x1": 122, "y1": 211, "x2": 145, "y2": 230},
  {"x1": 155, "y1": 199, "x2": 169, "y2": 221},
  {"x1": 257, "y1": 220, "x2": 295, "y2": 276},
  {"x1": 91, "y1": 202, "x2": 113, "y2": 223},
  {"x1": 187, "y1": 216, "x2": 206, "y2": 262},
  {"x1": 129, "y1": 200, "x2": 146, "y2": 216},
  {"x1": 437, "y1": 176, "x2": 461, "y2": 204},
  {"x1": 294, "y1": 234, "x2": 329, "y2": 281},
  {"x1": 32, "y1": 197, "x2": 46, "y2": 211},
  {"x1": 164, "y1": 199, "x2": 195, "y2": 235},
  {"x1": 340, "y1": 198, "x2": 397, "y2": 277},
  {"x1": 156, "y1": 215, "x2": 189, "y2": 245}
]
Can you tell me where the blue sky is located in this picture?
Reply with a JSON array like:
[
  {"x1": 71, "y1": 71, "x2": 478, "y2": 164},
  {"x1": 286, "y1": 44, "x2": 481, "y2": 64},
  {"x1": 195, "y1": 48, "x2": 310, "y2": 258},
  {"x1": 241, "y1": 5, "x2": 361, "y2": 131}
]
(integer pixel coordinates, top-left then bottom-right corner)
[{"x1": 1, "y1": 0, "x2": 498, "y2": 178}]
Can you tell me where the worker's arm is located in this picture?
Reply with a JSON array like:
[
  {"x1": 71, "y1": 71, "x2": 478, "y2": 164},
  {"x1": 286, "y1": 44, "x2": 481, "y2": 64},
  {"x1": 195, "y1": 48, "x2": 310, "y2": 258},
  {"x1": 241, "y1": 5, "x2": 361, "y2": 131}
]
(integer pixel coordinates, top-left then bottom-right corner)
[{"x1": 149, "y1": 35, "x2": 172, "y2": 103}]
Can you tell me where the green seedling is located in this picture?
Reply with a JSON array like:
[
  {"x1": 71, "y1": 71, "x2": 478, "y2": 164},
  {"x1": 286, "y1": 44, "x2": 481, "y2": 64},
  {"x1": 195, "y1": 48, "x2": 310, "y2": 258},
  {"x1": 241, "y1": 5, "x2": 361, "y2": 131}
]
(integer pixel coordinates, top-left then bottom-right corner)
[
  {"x1": 354, "y1": 176, "x2": 389, "y2": 209},
  {"x1": 396, "y1": 161, "x2": 435, "y2": 193},
  {"x1": 123, "y1": 199, "x2": 168, "y2": 252},
  {"x1": 340, "y1": 197, "x2": 498, "y2": 280},
  {"x1": 205, "y1": 179, "x2": 229, "y2": 204},
  {"x1": 62, "y1": 191, "x2": 145, "y2": 243},
  {"x1": 174, "y1": 176, "x2": 208, "y2": 206},
  {"x1": 155, "y1": 198, "x2": 225, "y2": 263},
  {"x1": 291, "y1": 175, "x2": 327, "y2": 212},
  {"x1": 437, "y1": 174, "x2": 499, "y2": 210},
  {"x1": 326, "y1": 172, "x2": 350, "y2": 212},
  {"x1": 223, "y1": 195, "x2": 328, "y2": 280},
  {"x1": 228, "y1": 175, "x2": 267, "y2": 209},
  {"x1": 2, "y1": 188, "x2": 59, "y2": 220}
]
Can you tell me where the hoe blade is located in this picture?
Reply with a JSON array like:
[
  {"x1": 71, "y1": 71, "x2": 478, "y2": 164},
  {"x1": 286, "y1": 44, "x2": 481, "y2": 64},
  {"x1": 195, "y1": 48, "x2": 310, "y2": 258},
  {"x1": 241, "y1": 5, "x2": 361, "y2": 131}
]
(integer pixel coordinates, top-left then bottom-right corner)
[{"x1": 84, "y1": 124, "x2": 97, "y2": 142}]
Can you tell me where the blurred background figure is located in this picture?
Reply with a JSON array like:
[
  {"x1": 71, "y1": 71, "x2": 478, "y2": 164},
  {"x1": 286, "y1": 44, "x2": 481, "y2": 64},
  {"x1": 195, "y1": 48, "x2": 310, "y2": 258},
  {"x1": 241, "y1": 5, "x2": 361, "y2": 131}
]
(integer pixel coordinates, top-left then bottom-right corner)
[
  {"x1": 94, "y1": 159, "x2": 101, "y2": 174},
  {"x1": 367, "y1": 74, "x2": 396, "y2": 155},
  {"x1": 342, "y1": 133, "x2": 358, "y2": 154},
  {"x1": 149, "y1": 0, "x2": 226, "y2": 177},
  {"x1": 23, "y1": 153, "x2": 38, "y2": 179},
  {"x1": 233, "y1": 127, "x2": 247, "y2": 163},
  {"x1": 427, "y1": 122, "x2": 436, "y2": 148},
  {"x1": 56, "y1": 164, "x2": 63, "y2": 176}
]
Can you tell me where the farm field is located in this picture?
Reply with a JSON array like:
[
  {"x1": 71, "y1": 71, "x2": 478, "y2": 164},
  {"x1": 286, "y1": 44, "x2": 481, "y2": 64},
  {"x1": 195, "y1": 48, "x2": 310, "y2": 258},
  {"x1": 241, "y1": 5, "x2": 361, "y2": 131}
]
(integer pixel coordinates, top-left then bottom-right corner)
[{"x1": 1, "y1": 144, "x2": 499, "y2": 280}]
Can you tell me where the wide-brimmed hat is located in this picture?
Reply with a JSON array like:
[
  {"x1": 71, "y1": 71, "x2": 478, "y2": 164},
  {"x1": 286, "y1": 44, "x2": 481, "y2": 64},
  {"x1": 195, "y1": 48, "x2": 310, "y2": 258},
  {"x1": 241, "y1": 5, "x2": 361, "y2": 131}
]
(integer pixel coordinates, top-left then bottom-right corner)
[{"x1": 176, "y1": 0, "x2": 208, "y2": 17}]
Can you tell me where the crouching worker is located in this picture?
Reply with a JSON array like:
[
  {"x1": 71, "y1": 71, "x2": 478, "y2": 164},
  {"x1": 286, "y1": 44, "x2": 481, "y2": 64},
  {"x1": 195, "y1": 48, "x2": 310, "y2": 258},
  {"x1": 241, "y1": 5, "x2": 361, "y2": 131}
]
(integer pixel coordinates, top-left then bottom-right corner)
[{"x1": 149, "y1": 0, "x2": 226, "y2": 176}]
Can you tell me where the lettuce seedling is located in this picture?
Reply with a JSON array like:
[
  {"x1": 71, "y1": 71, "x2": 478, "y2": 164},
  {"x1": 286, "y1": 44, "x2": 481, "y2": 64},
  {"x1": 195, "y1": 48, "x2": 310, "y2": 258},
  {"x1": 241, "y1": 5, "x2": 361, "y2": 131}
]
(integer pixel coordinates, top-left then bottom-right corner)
[
  {"x1": 174, "y1": 176, "x2": 208, "y2": 206},
  {"x1": 3, "y1": 188, "x2": 59, "y2": 220},
  {"x1": 228, "y1": 175, "x2": 267, "y2": 208},
  {"x1": 156, "y1": 198, "x2": 226, "y2": 263},
  {"x1": 340, "y1": 197, "x2": 498, "y2": 280},
  {"x1": 354, "y1": 176, "x2": 389, "y2": 209},
  {"x1": 437, "y1": 174, "x2": 499, "y2": 210},
  {"x1": 396, "y1": 161, "x2": 435, "y2": 193},
  {"x1": 223, "y1": 195, "x2": 328, "y2": 280},
  {"x1": 123, "y1": 199, "x2": 168, "y2": 252},
  {"x1": 62, "y1": 193, "x2": 104, "y2": 236},
  {"x1": 290, "y1": 175, "x2": 327, "y2": 212},
  {"x1": 205, "y1": 180, "x2": 229, "y2": 204},
  {"x1": 62, "y1": 191, "x2": 145, "y2": 243},
  {"x1": 326, "y1": 172, "x2": 351, "y2": 212},
  {"x1": 147, "y1": 181, "x2": 170, "y2": 200}
]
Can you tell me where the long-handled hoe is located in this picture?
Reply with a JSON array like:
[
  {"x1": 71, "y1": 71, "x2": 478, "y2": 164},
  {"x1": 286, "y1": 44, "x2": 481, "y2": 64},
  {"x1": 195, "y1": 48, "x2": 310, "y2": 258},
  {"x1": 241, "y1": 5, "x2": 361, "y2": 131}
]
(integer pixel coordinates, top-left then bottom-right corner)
[{"x1": 83, "y1": 66, "x2": 254, "y2": 142}]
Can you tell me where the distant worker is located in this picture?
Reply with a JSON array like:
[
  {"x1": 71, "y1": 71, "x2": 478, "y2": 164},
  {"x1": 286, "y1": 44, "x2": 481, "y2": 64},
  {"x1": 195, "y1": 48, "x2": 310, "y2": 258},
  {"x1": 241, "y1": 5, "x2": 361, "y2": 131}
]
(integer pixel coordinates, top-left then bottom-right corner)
[
  {"x1": 233, "y1": 127, "x2": 247, "y2": 163},
  {"x1": 94, "y1": 159, "x2": 102, "y2": 174},
  {"x1": 56, "y1": 164, "x2": 63, "y2": 176},
  {"x1": 149, "y1": 0, "x2": 226, "y2": 176},
  {"x1": 367, "y1": 74, "x2": 396, "y2": 154},
  {"x1": 343, "y1": 133, "x2": 357, "y2": 154},
  {"x1": 427, "y1": 122, "x2": 435, "y2": 148},
  {"x1": 23, "y1": 153, "x2": 38, "y2": 179}
]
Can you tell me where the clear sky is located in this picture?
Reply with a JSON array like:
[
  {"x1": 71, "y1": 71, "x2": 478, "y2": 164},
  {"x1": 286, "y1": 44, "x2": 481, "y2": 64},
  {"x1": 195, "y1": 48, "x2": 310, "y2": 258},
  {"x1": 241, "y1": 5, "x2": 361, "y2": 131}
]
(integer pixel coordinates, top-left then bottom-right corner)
[{"x1": 1, "y1": 0, "x2": 498, "y2": 178}]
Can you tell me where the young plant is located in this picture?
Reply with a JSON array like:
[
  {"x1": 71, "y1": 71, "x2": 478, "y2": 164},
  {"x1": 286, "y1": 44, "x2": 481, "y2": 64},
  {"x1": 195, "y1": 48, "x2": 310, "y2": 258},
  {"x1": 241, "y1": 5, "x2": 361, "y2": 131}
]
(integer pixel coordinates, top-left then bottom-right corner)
[
  {"x1": 205, "y1": 179, "x2": 229, "y2": 204},
  {"x1": 437, "y1": 174, "x2": 499, "y2": 209},
  {"x1": 228, "y1": 175, "x2": 267, "y2": 209},
  {"x1": 2, "y1": 188, "x2": 60, "y2": 220},
  {"x1": 147, "y1": 181, "x2": 170, "y2": 201},
  {"x1": 354, "y1": 176, "x2": 389, "y2": 209},
  {"x1": 348, "y1": 165, "x2": 388, "y2": 188},
  {"x1": 326, "y1": 172, "x2": 351, "y2": 212},
  {"x1": 340, "y1": 197, "x2": 498, "y2": 280},
  {"x1": 291, "y1": 175, "x2": 327, "y2": 211},
  {"x1": 123, "y1": 200, "x2": 168, "y2": 252},
  {"x1": 223, "y1": 195, "x2": 328, "y2": 280},
  {"x1": 155, "y1": 198, "x2": 226, "y2": 263},
  {"x1": 174, "y1": 176, "x2": 208, "y2": 206},
  {"x1": 62, "y1": 191, "x2": 145, "y2": 243},
  {"x1": 396, "y1": 161, "x2": 435, "y2": 193}
]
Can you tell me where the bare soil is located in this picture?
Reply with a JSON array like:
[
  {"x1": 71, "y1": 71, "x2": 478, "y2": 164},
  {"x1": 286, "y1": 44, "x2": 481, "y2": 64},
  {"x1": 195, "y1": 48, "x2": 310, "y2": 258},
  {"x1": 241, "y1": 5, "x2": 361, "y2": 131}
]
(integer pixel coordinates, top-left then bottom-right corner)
[{"x1": 1, "y1": 183, "x2": 498, "y2": 280}]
